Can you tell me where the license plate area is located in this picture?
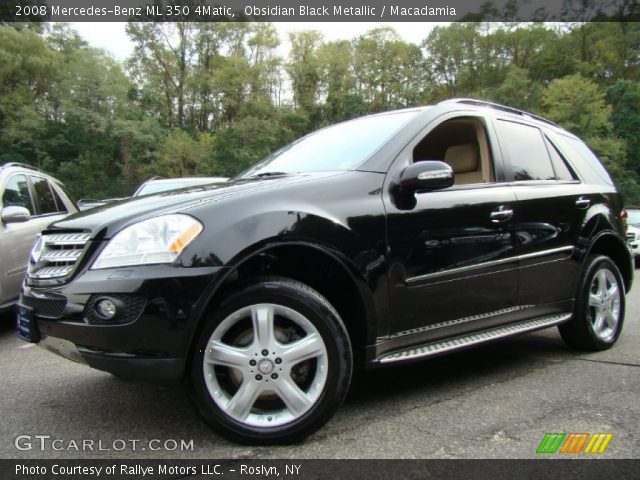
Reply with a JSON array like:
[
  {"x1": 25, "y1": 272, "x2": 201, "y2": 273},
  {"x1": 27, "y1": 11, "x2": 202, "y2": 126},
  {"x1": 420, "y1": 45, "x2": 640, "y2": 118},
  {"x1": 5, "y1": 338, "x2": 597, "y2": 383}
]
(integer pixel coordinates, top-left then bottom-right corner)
[{"x1": 16, "y1": 304, "x2": 39, "y2": 343}]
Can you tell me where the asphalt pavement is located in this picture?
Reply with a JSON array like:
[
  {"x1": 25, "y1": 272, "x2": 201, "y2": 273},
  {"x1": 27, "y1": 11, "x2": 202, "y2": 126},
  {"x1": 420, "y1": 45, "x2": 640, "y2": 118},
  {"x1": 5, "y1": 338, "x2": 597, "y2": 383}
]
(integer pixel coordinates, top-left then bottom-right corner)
[{"x1": 1, "y1": 282, "x2": 638, "y2": 459}]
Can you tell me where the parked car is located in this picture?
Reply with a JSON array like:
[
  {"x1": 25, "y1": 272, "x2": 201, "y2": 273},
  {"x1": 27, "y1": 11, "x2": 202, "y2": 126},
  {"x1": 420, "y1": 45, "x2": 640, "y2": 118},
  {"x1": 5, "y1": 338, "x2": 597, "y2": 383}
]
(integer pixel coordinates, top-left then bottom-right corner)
[
  {"x1": 133, "y1": 176, "x2": 228, "y2": 196},
  {"x1": 76, "y1": 177, "x2": 228, "y2": 211},
  {"x1": 625, "y1": 209, "x2": 640, "y2": 267},
  {"x1": 18, "y1": 99, "x2": 632, "y2": 444},
  {"x1": 0, "y1": 163, "x2": 76, "y2": 312},
  {"x1": 76, "y1": 198, "x2": 124, "y2": 211}
]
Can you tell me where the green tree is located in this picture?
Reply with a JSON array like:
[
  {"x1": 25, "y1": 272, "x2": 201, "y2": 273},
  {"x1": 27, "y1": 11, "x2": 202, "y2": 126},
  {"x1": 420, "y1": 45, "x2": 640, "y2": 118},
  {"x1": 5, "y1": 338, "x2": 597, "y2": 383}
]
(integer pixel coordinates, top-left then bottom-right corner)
[
  {"x1": 542, "y1": 74, "x2": 640, "y2": 202},
  {"x1": 541, "y1": 74, "x2": 612, "y2": 138},
  {"x1": 287, "y1": 30, "x2": 323, "y2": 112}
]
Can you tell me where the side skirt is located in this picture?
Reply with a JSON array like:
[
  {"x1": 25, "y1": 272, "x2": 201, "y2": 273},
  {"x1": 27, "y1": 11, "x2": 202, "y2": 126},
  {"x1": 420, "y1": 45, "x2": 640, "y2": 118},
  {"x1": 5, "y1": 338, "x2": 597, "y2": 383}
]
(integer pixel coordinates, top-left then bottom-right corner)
[{"x1": 375, "y1": 313, "x2": 572, "y2": 366}]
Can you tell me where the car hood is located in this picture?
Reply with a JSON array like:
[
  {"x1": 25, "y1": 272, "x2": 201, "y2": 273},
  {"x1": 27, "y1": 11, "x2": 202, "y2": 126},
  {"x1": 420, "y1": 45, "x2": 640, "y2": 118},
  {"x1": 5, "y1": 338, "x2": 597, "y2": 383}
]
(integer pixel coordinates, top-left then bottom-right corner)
[{"x1": 48, "y1": 172, "x2": 342, "y2": 239}]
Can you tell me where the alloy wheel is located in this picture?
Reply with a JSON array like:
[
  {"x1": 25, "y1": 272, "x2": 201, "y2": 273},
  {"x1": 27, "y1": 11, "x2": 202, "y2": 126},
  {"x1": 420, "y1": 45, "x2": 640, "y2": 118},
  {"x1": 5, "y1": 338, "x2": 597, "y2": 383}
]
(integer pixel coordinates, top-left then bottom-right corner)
[
  {"x1": 587, "y1": 268, "x2": 621, "y2": 342},
  {"x1": 202, "y1": 303, "x2": 328, "y2": 428}
]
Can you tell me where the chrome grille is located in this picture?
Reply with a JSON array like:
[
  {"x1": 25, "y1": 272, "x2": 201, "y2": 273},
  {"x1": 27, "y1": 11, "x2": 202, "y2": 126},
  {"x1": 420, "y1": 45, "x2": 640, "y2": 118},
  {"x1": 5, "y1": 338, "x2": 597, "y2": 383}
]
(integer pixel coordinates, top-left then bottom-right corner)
[
  {"x1": 627, "y1": 232, "x2": 636, "y2": 242},
  {"x1": 28, "y1": 233, "x2": 91, "y2": 279}
]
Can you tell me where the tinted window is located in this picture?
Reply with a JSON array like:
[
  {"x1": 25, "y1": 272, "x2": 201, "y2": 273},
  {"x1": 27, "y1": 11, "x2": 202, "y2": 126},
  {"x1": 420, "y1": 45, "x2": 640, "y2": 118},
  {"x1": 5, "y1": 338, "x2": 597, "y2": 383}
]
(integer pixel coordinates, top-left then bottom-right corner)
[
  {"x1": 496, "y1": 120, "x2": 555, "y2": 181},
  {"x1": 30, "y1": 176, "x2": 60, "y2": 214},
  {"x1": 544, "y1": 136, "x2": 576, "y2": 181},
  {"x1": 553, "y1": 134, "x2": 614, "y2": 186},
  {"x1": 2, "y1": 174, "x2": 34, "y2": 214},
  {"x1": 241, "y1": 110, "x2": 422, "y2": 177},
  {"x1": 49, "y1": 183, "x2": 68, "y2": 212}
]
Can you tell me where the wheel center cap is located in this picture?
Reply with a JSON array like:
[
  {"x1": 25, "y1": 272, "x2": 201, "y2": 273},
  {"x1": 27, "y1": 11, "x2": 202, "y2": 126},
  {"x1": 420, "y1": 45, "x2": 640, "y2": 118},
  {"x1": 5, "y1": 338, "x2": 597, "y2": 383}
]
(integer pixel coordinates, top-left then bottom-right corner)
[{"x1": 257, "y1": 358, "x2": 274, "y2": 375}]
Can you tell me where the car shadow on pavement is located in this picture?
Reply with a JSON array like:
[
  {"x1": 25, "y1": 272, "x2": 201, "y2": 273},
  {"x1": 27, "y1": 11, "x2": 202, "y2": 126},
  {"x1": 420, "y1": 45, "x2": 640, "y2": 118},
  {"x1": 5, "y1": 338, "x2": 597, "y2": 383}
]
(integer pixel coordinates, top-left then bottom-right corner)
[
  {"x1": 2, "y1": 318, "x2": 575, "y2": 452},
  {"x1": 0, "y1": 311, "x2": 15, "y2": 332}
]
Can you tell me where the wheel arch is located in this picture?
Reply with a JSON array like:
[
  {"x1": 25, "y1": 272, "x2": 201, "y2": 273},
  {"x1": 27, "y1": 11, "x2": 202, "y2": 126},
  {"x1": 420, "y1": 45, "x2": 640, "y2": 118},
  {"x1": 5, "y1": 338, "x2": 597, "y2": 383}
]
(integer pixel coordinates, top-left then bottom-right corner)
[
  {"x1": 584, "y1": 230, "x2": 633, "y2": 293},
  {"x1": 185, "y1": 241, "x2": 378, "y2": 375}
]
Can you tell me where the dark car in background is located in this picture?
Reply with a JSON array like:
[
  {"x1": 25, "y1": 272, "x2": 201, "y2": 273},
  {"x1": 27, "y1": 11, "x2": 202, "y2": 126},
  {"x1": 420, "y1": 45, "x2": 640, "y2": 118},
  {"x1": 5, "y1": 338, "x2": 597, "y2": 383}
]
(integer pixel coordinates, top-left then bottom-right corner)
[
  {"x1": 0, "y1": 163, "x2": 76, "y2": 312},
  {"x1": 18, "y1": 99, "x2": 632, "y2": 444}
]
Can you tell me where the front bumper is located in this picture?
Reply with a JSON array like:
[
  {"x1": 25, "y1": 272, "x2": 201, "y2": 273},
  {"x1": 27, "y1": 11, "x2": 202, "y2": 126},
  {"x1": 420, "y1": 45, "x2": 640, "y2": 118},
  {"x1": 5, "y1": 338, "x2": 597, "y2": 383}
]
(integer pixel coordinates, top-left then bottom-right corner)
[{"x1": 21, "y1": 264, "x2": 227, "y2": 384}]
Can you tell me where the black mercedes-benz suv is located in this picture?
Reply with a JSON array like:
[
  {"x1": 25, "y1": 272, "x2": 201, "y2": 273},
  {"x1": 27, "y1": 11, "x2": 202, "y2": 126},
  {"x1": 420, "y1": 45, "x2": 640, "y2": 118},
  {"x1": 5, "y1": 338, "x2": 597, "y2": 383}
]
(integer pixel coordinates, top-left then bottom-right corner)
[{"x1": 18, "y1": 99, "x2": 632, "y2": 444}]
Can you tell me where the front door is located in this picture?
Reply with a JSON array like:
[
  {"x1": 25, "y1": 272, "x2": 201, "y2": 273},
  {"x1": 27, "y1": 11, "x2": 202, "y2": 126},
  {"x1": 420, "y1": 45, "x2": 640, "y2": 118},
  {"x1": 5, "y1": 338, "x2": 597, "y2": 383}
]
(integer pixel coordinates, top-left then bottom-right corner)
[{"x1": 383, "y1": 114, "x2": 520, "y2": 349}]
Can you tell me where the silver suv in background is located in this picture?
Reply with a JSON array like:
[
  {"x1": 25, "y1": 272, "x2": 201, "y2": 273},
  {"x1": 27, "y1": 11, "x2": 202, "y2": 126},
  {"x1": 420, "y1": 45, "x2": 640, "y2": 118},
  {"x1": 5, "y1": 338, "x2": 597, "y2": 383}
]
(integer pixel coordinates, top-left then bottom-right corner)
[
  {"x1": 626, "y1": 208, "x2": 640, "y2": 268},
  {"x1": 0, "y1": 163, "x2": 76, "y2": 312}
]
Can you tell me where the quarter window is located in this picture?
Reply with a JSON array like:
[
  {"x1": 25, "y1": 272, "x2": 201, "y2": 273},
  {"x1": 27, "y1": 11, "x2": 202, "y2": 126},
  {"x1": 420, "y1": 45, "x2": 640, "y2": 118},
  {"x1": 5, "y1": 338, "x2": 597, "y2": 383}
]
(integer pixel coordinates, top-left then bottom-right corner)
[
  {"x1": 2, "y1": 174, "x2": 34, "y2": 214},
  {"x1": 544, "y1": 136, "x2": 576, "y2": 181},
  {"x1": 49, "y1": 184, "x2": 68, "y2": 212},
  {"x1": 496, "y1": 120, "x2": 555, "y2": 181}
]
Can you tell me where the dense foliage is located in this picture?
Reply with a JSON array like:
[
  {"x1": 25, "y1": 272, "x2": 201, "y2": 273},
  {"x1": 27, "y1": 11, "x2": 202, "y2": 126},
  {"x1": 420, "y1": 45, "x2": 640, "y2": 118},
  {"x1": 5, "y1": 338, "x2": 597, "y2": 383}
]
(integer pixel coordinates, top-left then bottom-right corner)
[{"x1": 2, "y1": 21, "x2": 640, "y2": 204}]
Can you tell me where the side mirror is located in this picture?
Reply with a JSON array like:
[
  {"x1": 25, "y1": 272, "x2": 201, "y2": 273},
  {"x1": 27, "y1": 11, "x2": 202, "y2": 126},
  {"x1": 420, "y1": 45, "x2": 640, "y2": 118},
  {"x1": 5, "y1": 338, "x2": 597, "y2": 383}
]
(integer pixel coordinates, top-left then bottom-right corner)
[
  {"x1": 399, "y1": 161, "x2": 454, "y2": 193},
  {"x1": 1, "y1": 206, "x2": 31, "y2": 224}
]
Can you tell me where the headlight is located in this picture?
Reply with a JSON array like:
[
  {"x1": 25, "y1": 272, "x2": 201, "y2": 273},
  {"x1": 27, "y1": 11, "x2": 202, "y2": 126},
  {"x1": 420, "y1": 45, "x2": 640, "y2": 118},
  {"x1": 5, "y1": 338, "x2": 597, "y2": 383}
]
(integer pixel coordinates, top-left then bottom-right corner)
[{"x1": 92, "y1": 214, "x2": 203, "y2": 269}]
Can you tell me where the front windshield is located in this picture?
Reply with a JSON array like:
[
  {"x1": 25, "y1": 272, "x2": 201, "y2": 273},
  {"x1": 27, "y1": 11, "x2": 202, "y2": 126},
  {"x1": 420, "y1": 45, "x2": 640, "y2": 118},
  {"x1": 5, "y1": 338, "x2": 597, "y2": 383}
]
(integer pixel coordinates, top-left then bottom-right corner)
[{"x1": 240, "y1": 110, "x2": 421, "y2": 177}]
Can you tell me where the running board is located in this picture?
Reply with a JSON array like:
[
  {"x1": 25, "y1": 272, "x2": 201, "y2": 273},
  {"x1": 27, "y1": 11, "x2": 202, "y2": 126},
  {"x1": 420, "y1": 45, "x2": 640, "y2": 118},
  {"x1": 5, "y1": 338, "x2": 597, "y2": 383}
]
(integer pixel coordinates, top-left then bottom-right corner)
[{"x1": 378, "y1": 313, "x2": 572, "y2": 365}]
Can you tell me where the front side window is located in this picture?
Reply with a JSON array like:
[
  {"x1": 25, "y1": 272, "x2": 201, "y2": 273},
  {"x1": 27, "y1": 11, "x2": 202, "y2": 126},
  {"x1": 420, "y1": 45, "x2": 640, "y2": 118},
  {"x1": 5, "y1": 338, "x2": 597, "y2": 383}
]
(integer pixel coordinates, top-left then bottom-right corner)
[
  {"x1": 495, "y1": 120, "x2": 555, "y2": 181},
  {"x1": 412, "y1": 117, "x2": 494, "y2": 185},
  {"x1": 2, "y1": 174, "x2": 34, "y2": 213}
]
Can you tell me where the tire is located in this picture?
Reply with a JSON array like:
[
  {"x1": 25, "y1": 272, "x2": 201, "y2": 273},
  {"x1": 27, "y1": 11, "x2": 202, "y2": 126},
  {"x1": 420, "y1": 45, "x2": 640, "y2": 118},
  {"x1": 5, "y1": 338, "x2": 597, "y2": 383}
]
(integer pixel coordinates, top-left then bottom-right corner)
[
  {"x1": 559, "y1": 255, "x2": 625, "y2": 351},
  {"x1": 634, "y1": 256, "x2": 640, "y2": 269},
  {"x1": 189, "y1": 276, "x2": 352, "y2": 444}
]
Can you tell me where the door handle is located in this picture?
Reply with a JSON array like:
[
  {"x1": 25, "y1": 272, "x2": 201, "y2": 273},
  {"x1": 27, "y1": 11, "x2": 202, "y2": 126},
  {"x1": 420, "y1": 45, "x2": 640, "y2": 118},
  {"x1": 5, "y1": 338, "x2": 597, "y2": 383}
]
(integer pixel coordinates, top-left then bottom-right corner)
[
  {"x1": 575, "y1": 197, "x2": 591, "y2": 209},
  {"x1": 490, "y1": 206, "x2": 514, "y2": 223}
]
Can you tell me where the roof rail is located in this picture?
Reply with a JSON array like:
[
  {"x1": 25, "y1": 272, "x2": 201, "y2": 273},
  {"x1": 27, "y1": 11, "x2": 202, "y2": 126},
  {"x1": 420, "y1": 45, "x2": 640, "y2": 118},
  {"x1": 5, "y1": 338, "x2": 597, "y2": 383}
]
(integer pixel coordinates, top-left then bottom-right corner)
[
  {"x1": 439, "y1": 98, "x2": 560, "y2": 128},
  {"x1": 0, "y1": 162, "x2": 39, "y2": 171}
]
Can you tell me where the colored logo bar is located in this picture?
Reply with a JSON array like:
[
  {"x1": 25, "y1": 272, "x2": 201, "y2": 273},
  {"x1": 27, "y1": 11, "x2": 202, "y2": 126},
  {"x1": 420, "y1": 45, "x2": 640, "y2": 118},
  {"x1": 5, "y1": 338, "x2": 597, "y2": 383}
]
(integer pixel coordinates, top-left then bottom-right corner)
[{"x1": 537, "y1": 433, "x2": 612, "y2": 454}]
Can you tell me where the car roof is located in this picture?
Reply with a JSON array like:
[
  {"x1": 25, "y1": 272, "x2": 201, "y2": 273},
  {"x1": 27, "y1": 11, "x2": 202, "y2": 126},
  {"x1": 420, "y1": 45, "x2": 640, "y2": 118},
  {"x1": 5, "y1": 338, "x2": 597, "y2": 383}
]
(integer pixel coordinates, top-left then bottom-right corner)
[
  {"x1": 364, "y1": 98, "x2": 578, "y2": 139},
  {"x1": 0, "y1": 162, "x2": 65, "y2": 185}
]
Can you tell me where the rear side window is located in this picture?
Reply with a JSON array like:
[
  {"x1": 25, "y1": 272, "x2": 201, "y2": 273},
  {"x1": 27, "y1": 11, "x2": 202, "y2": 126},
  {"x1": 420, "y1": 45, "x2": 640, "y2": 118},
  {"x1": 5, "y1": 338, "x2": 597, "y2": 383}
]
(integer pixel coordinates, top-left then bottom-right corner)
[
  {"x1": 30, "y1": 176, "x2": 62, "y2": 214},
  {"x1": 495, "y1": 120, "x2": 556, "y2": 181},
  {"x1": 2, "y1": 174, "x2": 34, "y2": 214}
]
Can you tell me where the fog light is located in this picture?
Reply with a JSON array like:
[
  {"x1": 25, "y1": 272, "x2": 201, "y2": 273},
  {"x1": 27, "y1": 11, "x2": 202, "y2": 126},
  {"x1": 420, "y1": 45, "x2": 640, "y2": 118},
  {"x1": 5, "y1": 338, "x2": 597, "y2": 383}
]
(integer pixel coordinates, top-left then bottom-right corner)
[{"x1": 95, "y1": 299, "x2": 117, "y2": 319}]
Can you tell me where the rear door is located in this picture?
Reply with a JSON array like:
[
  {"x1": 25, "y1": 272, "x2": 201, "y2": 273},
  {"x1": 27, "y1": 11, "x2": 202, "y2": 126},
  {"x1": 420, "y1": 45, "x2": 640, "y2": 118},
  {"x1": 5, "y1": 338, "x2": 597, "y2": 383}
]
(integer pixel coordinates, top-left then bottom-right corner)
[{"x1": 492, "y1": 119, "x2": 587, "y2": 315}]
